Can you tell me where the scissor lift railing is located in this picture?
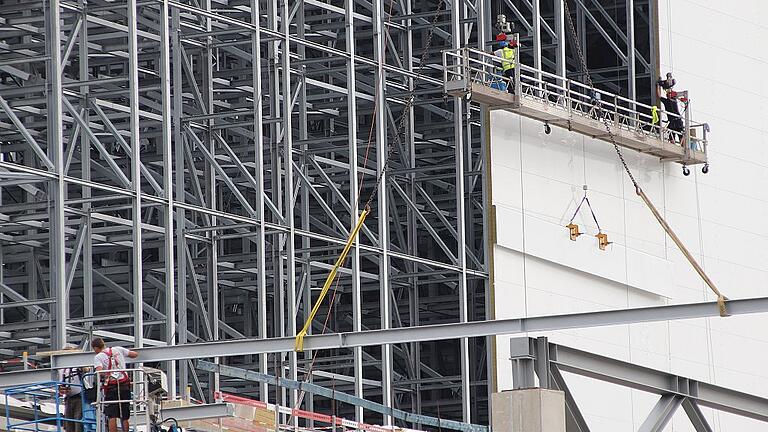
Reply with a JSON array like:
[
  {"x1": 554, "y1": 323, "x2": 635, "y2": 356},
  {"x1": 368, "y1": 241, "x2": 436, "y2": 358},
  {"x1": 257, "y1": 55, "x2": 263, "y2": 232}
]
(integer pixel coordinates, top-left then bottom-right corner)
[
  {"x1": 93, "y1": 368, "x2": 150, "y2": 432},
  {"x1": 443, "y1": 47, "x2": 710, "y2": 168},
  {"x1": 4, "y1": 380, "x2": 96, "y2": 432}
]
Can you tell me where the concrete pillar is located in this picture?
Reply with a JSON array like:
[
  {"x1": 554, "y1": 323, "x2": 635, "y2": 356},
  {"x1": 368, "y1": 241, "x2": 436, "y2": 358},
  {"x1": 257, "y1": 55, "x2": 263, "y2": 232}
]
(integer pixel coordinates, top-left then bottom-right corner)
[{"x1": 491, "y1": 389, "x2": 566, "y2": 432}]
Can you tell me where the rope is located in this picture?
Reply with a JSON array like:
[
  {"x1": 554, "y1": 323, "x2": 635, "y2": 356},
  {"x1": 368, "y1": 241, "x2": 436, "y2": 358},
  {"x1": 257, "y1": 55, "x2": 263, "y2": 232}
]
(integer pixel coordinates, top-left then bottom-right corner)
[
  {"x1": 561, "y1": 0, "x2": 727, "y2": 316},
  {"x1": 568, "y1": 187, "x2": 601, "y2": 233},
  {"x1": 295, "y1": 208, "x2": 369, "y2": 351}
]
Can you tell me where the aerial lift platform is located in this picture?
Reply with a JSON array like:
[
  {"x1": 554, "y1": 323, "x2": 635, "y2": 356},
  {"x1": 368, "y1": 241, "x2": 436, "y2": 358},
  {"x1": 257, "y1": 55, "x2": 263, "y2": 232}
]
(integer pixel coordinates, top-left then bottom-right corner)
[{"x1": 443, "y1": 46, "x2": 710, "y2": 173}]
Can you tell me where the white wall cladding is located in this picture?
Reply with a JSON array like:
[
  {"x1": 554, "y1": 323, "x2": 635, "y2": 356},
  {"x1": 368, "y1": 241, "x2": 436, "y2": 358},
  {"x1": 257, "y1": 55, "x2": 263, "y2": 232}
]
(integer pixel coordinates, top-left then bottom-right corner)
[{"x1": 490, "y1": 2, "x2": 768, "y2": 430}]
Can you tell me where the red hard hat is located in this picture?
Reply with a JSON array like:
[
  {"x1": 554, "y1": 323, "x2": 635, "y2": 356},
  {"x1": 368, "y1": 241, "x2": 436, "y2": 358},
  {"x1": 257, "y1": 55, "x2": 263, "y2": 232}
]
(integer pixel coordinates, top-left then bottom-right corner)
[{"x1": 496, "y1": 33, "x2": 507, "y2": 41}]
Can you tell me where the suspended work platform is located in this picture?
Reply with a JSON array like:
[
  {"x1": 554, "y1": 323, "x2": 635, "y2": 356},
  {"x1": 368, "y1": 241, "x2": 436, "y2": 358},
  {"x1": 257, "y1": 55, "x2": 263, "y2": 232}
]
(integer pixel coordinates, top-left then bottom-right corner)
[{"x1": 443, "y1": 47, "x2": 710, "y2": 166}]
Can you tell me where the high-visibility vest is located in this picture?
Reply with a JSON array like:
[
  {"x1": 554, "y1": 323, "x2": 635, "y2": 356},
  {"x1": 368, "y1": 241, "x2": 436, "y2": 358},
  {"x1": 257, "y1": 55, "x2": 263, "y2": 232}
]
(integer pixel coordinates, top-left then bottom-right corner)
[{"x1": 501, "y1": 47, "x2": 515, "y2": 71}]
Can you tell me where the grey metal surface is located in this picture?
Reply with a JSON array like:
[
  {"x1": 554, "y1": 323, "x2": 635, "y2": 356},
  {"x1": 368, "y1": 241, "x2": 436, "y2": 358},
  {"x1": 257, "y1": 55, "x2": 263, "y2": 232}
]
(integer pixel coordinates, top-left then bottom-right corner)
[
  {"x1": 159, "y1": 403, "x2": 235, "y2": 422},
  {"x1": 637, "y1": 395, "x2": 683, "y2": 432},
  {"x1": 515, "y1": 336, "x2": 768, "y2": 427},
  {"x1": 38, "y1": 297, "x2": 765, "y2": 369},
  {"x1": 2, "y1": 297, "x2": 765, "y2": 391}
]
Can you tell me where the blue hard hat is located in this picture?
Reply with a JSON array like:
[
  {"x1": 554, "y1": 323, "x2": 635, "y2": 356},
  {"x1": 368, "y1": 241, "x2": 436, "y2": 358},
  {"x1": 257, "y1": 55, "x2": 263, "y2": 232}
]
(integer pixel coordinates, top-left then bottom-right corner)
[{"x1": 499, "y1": 41, "x2": 508, "y2": 48}]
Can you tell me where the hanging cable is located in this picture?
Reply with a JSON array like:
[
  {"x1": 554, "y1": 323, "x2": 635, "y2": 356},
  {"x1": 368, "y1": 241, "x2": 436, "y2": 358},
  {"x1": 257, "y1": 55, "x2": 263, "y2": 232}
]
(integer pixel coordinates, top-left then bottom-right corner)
[
  {"x1": 568, "y1": 185, "x2": 602, "y2": 233},
  {"x1": 566, "y1": 185, "x2": 611, "y2": 249},
  {"x1": 561, "y1": 0, "x2": 727, "y2": 316}
]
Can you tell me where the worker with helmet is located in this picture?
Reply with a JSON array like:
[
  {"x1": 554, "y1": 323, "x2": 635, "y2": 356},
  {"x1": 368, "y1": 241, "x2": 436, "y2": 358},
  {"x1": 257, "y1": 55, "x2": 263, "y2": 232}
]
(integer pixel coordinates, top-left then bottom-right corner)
[
  {"x1": 656, "y1": 72, "x2": 685, "y2": 144},
  {"x1": 493, "y1": 34, "x2": 517, "y2": 94}
]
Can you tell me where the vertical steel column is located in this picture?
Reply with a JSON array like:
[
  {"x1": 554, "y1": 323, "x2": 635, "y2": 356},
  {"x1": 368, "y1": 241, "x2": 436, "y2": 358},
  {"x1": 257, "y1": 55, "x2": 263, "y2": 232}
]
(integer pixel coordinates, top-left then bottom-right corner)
[
  {"x1": 648, "y1": 0, "x2": 658, "y2": 100},
  {"x1": 451, "y1": 0, "x2": 471, "y2": 422},
  {"x1": 280, "y1": 0, "x2": 299, "y2": 417},
  {"x1": 577, "y1": 2, "x2": 587, "y2": 78},
  {"x1": 296, "y1": 0, "x2": 313, "y2": 419},
  {"x1": 532, "y1": 0, "x2": 542, "y2": 79},
  {"x1": 202, "y1": 0, "x2": 220, "y2": 399},
  {"x1": 403, "y1": 0, "x2": 420, "y2": 419},
  {"x1": 159, "y1": 0, "x2": 176, "y2": 398},
  {"x1": 250, "y1": 0, "x2": 269, "y2": 403},
  {"x1": 555, "y1": 0, "x2": 567, "y2": 80},
  {"x1": 370, "y1": 0, "x2": 388, "y2": 422},
  {"x1": 626, "y1": 0, "x2": 636, "y2": 102},
  {"x1": 47, "y1": 0, "x2": 67, "y2": 350},
  {"x1": 371, "y1": 0, "x2": 391, "y2": 423},
  {"x1": 266, "y1": 0, "x2": 283, "y2": 403},
  {"x1": 127, "y1": 0, "x2": 144, "y2": 348},
  {"x1": 78, "y1": 0, "x2": 93, "y2": 327},
  {"x1": 172, "y1": 6, "x2": 189, "y2": 394}
]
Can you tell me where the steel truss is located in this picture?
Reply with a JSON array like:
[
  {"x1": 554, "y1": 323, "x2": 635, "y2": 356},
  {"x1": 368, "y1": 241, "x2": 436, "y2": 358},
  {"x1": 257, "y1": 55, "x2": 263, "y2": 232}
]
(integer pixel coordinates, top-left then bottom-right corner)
[
  {"x1": 0, "y1": 0, "x2": 656, "y2": 427},
  {"x1": 509, "y1": 337, "x2": 768, "y2": 431}
]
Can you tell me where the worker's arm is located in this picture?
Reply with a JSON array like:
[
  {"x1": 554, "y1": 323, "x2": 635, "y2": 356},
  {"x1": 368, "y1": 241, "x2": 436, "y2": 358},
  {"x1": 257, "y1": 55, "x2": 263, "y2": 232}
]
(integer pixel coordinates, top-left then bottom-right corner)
[{"x1": 127, "y1": 350, "x2": 139, "y2": 359}]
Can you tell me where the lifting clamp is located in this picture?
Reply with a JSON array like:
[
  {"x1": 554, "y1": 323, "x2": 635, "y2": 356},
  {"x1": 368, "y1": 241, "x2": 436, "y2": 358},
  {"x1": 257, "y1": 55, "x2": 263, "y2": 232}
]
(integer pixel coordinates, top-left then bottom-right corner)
[
  {"x1": 595, "y1": 232, "x2": 611, "y2": 250},
  {"x1": 566, "y1": 223, "x2": 582, "y2": 241},
  {"x1": 567, "y1": 185, "x2": 609, "y2": 250}
]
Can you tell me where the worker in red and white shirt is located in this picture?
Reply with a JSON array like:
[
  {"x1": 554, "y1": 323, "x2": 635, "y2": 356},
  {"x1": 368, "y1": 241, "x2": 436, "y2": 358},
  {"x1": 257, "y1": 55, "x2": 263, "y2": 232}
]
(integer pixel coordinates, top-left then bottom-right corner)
[{"x1": 91, "y1": 338, "x2": 138, "y2": 432}]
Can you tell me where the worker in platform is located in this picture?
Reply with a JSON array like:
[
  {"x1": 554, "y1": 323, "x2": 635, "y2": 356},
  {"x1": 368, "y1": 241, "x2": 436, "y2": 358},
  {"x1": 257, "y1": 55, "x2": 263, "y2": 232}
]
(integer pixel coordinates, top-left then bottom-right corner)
[
  {"x1": 59, "y1": 365, "x2": 84, "y2": 432},
  {"x1": 657, "y1": 72, "x2": 676, "y2": 91},
  {"x1": 493, "y1": 35, "x2": 517, "y2": 94},
  {"x1": 92, "y1": 338, "x2": 139, "y2": 432},
  {"x1": 656, "y1": 72, "x2": 684, "y2": 143}
]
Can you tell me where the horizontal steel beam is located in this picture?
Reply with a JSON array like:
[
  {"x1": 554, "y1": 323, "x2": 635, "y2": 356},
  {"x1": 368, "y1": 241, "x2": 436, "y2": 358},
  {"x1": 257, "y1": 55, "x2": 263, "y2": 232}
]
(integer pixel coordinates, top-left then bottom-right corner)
[
  {"x1": 0, "y1": 369, "x2": 51, "y2": 388},
  {"x1": 159, "y1": 403, "x2": 234, "y2": 422},
  {"x1": 0, "y1": 297, "x2": 757, "y2": 388}
]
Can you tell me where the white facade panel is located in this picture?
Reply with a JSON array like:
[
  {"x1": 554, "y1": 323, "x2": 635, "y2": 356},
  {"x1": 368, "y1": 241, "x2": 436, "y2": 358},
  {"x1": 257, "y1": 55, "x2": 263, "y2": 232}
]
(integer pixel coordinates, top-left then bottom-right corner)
[{"x1": 489, "y1": 1, "x2": 768, "y2": 430}]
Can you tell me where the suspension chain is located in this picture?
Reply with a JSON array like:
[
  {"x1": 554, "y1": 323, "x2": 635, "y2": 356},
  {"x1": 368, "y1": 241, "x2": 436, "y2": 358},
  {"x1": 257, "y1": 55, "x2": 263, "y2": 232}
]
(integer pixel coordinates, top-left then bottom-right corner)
[
  {"x1": 363, "y1": 0, "x2": 446, "y2": 210},
  {"x1": 562, "y1": 0, "x2": 639, "y2": 190},
  {"x1": 560, "y1": 0, "x2": 727, "y2": 314}
]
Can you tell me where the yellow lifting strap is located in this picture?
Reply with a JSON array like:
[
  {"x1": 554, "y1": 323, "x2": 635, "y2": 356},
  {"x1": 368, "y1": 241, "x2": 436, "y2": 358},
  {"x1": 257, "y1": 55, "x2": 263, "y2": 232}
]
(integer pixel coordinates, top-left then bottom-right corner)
[
  {"x1": 295, "y1": 207, "x2": 370, "y2": 351},
  {"x1": 636, "y1": 187, "x2": 728, "y2": 316},
  {"x1": 651, "y1": 106, "x2": 660, "y2": 124}
]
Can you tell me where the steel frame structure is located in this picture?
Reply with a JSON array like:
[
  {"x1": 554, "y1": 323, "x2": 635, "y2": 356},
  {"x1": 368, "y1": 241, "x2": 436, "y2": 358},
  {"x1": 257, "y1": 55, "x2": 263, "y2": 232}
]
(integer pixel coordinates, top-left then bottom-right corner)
[
  {"x1": 508, "y1": 337, "x2": 768, "y2": 431},
  {"x1": 0, "y1": 0, "x2": 655, "y2": 427},
  {"x1": 497, "y1": 0, "x2": 657, "y2": 104}
]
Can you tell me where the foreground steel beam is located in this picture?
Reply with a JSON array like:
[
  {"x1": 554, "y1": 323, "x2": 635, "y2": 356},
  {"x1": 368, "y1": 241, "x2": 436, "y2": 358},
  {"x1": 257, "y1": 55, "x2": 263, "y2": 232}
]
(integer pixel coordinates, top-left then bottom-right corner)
[
  {"x1": 159, "y1": 403, "x2": 234, "y2": 422},
  {"x1": 0, "y1": 297, "x2": 759, "y2": 375}
]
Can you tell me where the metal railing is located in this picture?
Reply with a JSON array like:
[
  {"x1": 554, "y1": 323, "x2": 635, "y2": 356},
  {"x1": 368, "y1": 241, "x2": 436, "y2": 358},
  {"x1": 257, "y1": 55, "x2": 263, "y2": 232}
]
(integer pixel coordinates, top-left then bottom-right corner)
[
  {"x1": 4, "y1": 379, "x2": 96, "y2": 432},
  {"x1": 443, "y1": 46, "x2": 709, "y2": 160},
  {"x1": 94, "y1": 368, "x2": 150, "y2": 432}
]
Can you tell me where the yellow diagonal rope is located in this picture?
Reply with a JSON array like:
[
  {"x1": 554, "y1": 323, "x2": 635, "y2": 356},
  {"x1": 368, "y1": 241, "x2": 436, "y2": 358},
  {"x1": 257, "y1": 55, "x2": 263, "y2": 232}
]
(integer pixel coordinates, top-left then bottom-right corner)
[{"x1": 295, "y1": 207, "x2": 370, "y2": 351}]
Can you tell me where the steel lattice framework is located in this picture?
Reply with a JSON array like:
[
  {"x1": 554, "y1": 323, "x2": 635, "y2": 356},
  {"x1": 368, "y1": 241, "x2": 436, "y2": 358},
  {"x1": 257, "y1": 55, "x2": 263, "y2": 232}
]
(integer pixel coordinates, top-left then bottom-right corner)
[{"x1": 0, "y1": 0, "x2": 655, "y2": 427}]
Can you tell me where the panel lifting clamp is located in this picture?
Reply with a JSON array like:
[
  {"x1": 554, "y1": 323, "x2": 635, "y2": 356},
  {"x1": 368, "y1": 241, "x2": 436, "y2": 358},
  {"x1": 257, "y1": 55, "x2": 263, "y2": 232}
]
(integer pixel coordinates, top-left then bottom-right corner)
[
  {"x1": 566, "y1": 223, "x2": 582, "y2": 241},
  {"x1": 595, "y1": 232, "x2": 611, "y2": 250},
  {"x1": 567, "y1": 185, "x2": 609, "y2": 250}
]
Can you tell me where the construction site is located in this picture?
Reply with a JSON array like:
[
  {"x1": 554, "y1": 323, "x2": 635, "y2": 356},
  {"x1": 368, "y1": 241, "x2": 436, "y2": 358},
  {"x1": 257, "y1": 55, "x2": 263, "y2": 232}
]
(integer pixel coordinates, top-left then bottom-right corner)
[{"x1": 0, "y1": 0, "x2": 767, "y2": 430}]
